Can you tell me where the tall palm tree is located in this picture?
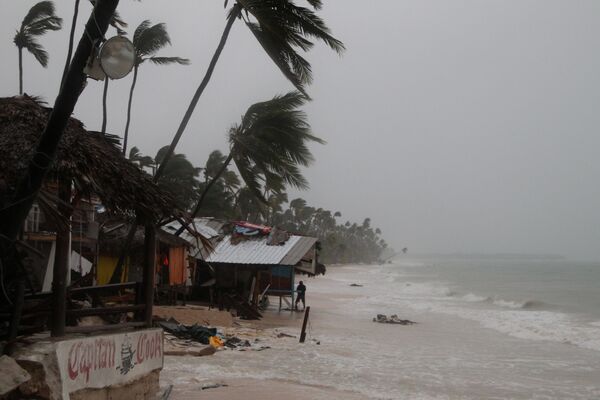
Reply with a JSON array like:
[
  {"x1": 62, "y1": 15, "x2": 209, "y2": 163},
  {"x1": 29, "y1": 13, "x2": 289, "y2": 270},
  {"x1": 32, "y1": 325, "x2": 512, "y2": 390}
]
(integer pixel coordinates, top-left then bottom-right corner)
[
  {"x1": 101, "y1": 78, "x2": 109, "y2": 133},
  {"x1": 122, "y1": 20, "x2": 189, "y2": 154},
  {"x1": 154, "y1": 0, "x2": 344, "y2": 181},
  {"x1": 97, "y1": 8, "x2": 128, "y2": 134},
  {"x1": 189, "y1": 91, "x2": 324, "y2": 221},
  {"x1": 154, "y1": 146, "x2": 201, "y2": 211},
  {"x1": 14, "y1": 1, "x2": 62, "y2": 95}
]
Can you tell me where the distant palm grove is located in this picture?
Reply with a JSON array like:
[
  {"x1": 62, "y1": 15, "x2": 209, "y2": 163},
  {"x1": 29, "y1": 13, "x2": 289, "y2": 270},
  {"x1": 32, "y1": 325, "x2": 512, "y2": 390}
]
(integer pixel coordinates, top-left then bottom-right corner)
[{"x1": 4, "y1": 0, "x2": 389, "y2": 264}]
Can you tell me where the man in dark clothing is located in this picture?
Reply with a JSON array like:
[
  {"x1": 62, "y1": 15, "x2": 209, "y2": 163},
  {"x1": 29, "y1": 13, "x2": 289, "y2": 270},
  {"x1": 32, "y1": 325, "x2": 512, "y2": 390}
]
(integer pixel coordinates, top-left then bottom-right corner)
[{"x1": 295, "y1": 281, "x2": 306, "y2": 310}]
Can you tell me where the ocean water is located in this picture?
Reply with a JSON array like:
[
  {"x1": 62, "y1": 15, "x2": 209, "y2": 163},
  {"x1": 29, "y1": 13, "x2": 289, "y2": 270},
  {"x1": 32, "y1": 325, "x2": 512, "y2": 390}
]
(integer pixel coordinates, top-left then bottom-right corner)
[
  {"x1": 380, "y1": 256, "x2": 600, "y2": 351},
  {"x1": 162, "y1": 259, "x2": 600, "y2": 399}
]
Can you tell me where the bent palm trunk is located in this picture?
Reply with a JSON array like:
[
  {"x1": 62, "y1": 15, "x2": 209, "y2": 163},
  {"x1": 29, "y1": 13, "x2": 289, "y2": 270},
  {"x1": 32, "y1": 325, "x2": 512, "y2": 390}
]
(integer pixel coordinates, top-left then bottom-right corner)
[
  {"x1": 61, "y1": 0, "x2": 81, "y2": 89},
  {"x1": 154, "y1": 4, "x2": 240, "y2": 180},
  {"x1": 109, "y1": 4, "x2": 241, "y2": 283},
  {"x1": 174, "y1": 153, "x2": 233, "y2": 236},
  {"x1": 101, "y1": 78, "x2": 109, "y2": 133},
  {"x1": 122, "y1": 65, "x2": 138, "y2": 154}
]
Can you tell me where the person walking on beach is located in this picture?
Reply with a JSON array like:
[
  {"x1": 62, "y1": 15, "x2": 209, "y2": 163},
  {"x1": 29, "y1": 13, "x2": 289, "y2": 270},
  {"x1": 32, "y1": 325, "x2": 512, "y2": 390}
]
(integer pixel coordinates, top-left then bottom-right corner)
[{"x1": 295, "y1": 281, "x2": 306, "y2": 310}]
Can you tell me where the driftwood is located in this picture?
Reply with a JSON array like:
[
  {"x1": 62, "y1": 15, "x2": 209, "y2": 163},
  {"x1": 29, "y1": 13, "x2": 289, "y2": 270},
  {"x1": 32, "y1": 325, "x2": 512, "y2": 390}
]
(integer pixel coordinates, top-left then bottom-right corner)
[
  {"x1": 372, "y1": 314, "x2": 416, "y2": 325},
  {"x1": 164, "y1": 346, "x2": 216, "y2": 357}
]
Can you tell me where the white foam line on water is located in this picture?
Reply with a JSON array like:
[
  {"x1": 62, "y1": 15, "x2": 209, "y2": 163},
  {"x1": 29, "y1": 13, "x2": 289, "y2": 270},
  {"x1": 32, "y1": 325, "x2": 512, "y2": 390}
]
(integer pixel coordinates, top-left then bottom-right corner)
[{"x1": 327, "y1": 264, "x2": 600, "y2": 353}]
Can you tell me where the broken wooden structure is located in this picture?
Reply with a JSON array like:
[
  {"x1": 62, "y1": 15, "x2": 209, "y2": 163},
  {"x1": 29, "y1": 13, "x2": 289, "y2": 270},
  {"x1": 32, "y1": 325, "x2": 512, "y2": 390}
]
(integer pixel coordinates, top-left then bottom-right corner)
[
  {"x1": 204, "y1": 222, "x2": 319, "y2": 319},
  {"x1": 0, "y1": 96, "x2": 179, "y2": 341}
]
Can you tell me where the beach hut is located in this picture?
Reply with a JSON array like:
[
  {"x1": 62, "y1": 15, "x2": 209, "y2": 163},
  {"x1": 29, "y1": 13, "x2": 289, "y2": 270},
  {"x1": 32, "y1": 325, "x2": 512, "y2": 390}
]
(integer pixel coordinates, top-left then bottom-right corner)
[
  {"x1": 0, "y1": 95, "x2": 179, "y2": 337},
  {"x1": 204, "y1": 222, "x2": 319, "y2": 317}
]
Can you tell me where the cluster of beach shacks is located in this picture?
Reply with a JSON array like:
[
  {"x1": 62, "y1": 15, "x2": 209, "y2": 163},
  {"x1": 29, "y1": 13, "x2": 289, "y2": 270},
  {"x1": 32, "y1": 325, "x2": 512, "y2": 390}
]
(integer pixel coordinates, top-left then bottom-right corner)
[{"x1": 0, "y1": 95, "x2": 322, "y2": 341}]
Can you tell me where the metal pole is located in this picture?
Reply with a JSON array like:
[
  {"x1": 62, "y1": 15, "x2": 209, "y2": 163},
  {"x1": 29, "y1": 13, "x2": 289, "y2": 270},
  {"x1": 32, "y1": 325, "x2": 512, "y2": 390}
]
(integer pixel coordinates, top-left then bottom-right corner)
[{"x1": 299, "y1": 306, "x2": 310, "y2": 343}]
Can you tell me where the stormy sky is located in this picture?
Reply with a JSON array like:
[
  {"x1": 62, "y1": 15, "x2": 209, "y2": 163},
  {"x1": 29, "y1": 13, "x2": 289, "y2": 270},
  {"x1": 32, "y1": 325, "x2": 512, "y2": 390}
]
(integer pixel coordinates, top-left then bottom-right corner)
[{"x1": 1, "y1": 1, "x2": 599, "y2": 260}]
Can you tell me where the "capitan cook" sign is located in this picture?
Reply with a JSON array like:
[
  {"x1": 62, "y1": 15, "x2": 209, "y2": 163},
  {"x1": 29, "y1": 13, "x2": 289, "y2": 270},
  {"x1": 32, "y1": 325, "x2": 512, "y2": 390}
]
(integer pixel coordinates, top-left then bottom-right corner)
[{"x1": 56, "y1": 328, "x2": 163, "y2": 397}]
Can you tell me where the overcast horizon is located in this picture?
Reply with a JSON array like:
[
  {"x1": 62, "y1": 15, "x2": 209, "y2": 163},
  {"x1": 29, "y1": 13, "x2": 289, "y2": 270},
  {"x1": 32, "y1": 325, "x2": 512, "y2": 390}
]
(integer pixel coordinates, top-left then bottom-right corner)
[{"x1": 1, "y1": 1, "x2": 599, "y2": 261}]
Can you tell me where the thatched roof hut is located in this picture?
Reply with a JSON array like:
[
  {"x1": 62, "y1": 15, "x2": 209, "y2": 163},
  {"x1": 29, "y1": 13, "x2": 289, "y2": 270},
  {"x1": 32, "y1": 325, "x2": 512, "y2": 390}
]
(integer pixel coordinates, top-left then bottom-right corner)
[{"x1": 0, "y1": 95, "x2": 176, "y2": 221}]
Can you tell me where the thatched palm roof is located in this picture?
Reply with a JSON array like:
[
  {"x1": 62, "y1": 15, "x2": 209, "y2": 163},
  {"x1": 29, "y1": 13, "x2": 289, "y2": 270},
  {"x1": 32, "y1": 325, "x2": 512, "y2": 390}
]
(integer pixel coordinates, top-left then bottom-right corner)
[{"x1": 0, "y1": 95, "x2": 177, "y2": 221}]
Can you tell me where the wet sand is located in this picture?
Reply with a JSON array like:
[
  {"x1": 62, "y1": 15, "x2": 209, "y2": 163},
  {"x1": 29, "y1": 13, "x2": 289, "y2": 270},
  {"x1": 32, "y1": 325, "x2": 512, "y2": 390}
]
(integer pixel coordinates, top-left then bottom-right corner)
[
  {"x1": 168, "y1": 378, "x2": 368, "y2": 400},
  {"x1": 160, "y1": 285, "x2": 366, "y2": 399}
]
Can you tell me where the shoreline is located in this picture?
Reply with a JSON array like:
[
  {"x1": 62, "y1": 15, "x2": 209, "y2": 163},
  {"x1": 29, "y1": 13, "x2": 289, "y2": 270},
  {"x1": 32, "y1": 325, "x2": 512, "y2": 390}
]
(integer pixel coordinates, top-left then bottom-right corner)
[{"x1": 160, "y1": 263, "x2": 600, "y2": 400}]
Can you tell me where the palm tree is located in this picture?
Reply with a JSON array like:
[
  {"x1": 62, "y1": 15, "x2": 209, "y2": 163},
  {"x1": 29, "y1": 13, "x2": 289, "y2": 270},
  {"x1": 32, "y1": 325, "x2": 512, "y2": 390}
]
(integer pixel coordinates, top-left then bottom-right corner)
[
  {"x1": 154, "y1": 146, "x2": 201, "y2": 211},
  {"x1": 154, "y1": 0, "x2": 344, "y2": 182},
  {"x1": 14, "y1": 1, "x2": 62, "y2": 95},
  {"x1": 128, "y1": 146, "x2": 155, "y2": 171},
  {"x1": 122, "y1": 20, "x2": 189, "y2": 154},
  {"x1": 189, "y1": 91, "x2": 324, "y2": 221}
]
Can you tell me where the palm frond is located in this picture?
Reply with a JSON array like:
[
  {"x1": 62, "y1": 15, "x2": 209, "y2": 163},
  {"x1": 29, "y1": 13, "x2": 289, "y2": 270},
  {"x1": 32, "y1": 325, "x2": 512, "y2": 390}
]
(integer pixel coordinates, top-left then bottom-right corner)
[
  {"x1": 134, "y1": 22, "x2": 172, "y2": 58},
  {"x1": 227, "y1": 91, "x2": 324, "y2": 202},
  {"x1": 237, "y1": 0, "x2": 345, "y2": 94},
  {"x1": 25, "y1": 15, "x2": 62, "y2": 35},
  {"x1": 23, "y1": 37, "x2": 49, "y2": 67},
  {"x1": 306, "y1": 0, "x2": 323, "y2": 10},
  {"x1": 148, "y1": 56, "x2": 190, "y2": 65},
  {"x1": 110, "y1": 9, "x2": 128, "y2": 35},
  {"x1": 22, "y1": 1, "x2": 58, "y2": 28},
  {"x1": 15, "y1": 1, "x2": 61, "y2": 67}
]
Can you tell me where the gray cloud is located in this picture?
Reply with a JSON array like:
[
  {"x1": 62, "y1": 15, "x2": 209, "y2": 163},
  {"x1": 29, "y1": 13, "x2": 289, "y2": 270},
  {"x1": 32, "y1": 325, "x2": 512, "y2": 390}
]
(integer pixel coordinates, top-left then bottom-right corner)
[{"x1": 1, "y1": 1, "x2": 599, "y2": 259}]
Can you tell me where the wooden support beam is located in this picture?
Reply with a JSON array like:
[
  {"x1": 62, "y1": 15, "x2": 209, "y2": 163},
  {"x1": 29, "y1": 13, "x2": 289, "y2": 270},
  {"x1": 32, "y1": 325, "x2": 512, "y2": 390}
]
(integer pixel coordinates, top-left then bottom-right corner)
[
  {"x1": 299, "y1": 306, "x2": 310, "y2": 343},
  {"x1": 51, "y1": 178, "x2": 71, "y2": 337},
  {"x1": 143, "y1": 225, "x2": 156, "y2": 327},
  {"x1": 66, "y1": 305, "x2": 145, "y2": 317},
  {"x1": 65, "y1": 321, "x2": 145, "y2": 334},
  {"x1": 69, "y1": 282, "x2": 137, "y2": 294},
  {"x1": 7, "y1": 278, "x2": 25, "y2": 342}
]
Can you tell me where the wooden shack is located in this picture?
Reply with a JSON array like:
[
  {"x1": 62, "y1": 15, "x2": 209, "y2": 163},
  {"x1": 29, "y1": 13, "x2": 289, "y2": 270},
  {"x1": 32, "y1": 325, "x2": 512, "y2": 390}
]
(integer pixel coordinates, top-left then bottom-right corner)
[{"x1": 204, "y1": 223, "x2": 318, "y2": 318}]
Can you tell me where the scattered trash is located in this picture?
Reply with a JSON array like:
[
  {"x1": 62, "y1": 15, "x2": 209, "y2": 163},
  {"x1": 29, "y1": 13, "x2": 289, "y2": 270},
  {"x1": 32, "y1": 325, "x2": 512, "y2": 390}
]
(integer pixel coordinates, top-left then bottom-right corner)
[
  {"x1": 202, "y1": 383, "x2": 229, "y2": 390},
  {"x1": 209, "y1": 335, "x2": 224, "y2": 348},
  {"x1": 349, "y1": 283, "x2": 363, "y2": 287},
  {"x1": 157, "y1": 319, "x2": 217, "y2": 344},
  {"x1": 276, "y1": 332, "x2": 296, "y2": 338},
  {"x1": 372, "y1": 314, "x2": 416, "y2": 325},
  {"x1": 224, "y1": 336, "x2": 251, "y2": 349},
  {"x1": 163, "y1": 346, "x2": 216, "y2": 357}
]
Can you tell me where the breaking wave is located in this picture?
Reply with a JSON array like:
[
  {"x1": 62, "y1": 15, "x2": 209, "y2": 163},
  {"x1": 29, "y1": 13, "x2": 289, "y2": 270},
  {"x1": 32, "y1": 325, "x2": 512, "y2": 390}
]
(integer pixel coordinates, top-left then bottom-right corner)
[{"x1": 459, "y1": 293, "x2": 550, "y2": 310}]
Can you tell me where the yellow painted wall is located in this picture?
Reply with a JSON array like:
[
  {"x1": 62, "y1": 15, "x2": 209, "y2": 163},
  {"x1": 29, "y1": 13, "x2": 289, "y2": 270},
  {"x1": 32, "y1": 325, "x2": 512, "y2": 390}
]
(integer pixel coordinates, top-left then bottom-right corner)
[{"x1": 97, "y1": 256, "x2": 129, "y2": 285}]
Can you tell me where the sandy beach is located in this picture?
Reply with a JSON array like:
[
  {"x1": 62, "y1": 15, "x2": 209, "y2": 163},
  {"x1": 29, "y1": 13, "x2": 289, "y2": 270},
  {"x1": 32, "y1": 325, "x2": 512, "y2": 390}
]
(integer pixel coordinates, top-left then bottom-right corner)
[{"x1": 160, "y1": 263, "x2": 600, "y2": 399}]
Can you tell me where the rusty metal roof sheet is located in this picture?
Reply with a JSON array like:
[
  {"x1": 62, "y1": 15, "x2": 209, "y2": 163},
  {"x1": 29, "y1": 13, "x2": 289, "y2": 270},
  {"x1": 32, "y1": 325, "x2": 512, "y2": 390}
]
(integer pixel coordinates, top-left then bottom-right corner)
[
  {"x1": 205, "y1": 235, "x2": 317, "y2": 265},
  {"x1": 161, "y1": 218, "x2": 223, "y2": 258}
]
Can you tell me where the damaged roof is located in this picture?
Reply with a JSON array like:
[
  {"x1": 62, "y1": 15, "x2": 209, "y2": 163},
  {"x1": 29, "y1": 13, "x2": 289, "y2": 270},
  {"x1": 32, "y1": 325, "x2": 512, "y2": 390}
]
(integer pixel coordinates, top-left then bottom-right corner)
[
  {"x1": 205, "y1": 235, "x2": 317, "y2": 266},
  {"x1": 161, "y1": 218, "x2": 223, "y2": 258}
]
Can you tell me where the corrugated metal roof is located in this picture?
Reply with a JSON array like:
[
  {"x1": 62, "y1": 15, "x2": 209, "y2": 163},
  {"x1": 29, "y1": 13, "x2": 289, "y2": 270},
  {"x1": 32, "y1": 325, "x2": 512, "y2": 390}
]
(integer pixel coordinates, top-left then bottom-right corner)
[
  {"x1": 161, "y1": 218, "x2": 222, "y2": 258},
  {"x1": 205, "y1": 235, "x2": 317, "y2": 266},
  {"x1": 280, "y1": 236, "x2": 317, "y2": 265}
]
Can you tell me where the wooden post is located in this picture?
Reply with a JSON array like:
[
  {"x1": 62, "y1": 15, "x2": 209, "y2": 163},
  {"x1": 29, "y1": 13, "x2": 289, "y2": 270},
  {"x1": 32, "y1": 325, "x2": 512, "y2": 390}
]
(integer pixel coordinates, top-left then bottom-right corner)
[
  {"x1": 51, "y1": 178, "x2": 71, "y2": 337},
  {"x1": 8, "y1": 277, "x2": 25, "y2": 342},
  {"x1": 299, "y1": 306, "x2": 310, "y2": 343},
  {"x1": 143, "y1": 225, "x2": 156, "y2": 327}
]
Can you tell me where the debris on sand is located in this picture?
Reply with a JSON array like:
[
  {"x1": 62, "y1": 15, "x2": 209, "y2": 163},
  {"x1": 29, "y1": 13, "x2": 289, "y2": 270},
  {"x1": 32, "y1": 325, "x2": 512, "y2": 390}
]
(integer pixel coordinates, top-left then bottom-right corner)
[
  {"x1": 372, "y1": 314, "x2": 416, "y2": 325},
  {"x1": 349, "y1": 283, "x2": 363, "y2": 287},
  {"x1": 202, "y1": 383, "x2": 229, "y2": 390}
]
